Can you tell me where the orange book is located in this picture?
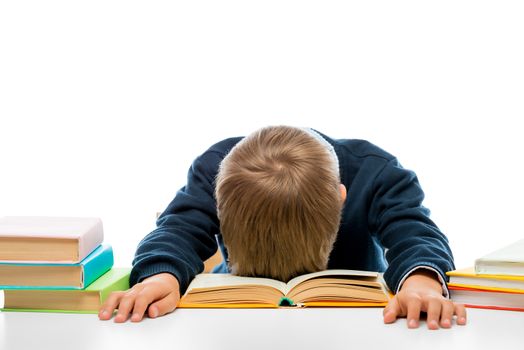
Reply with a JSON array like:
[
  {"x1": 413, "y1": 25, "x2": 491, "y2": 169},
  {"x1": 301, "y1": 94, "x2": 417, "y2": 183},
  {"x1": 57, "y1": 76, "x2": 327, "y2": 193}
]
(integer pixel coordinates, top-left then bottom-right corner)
[
  {"x1": 448, "y1": 285, "x2": 524, "y2": 312},
  {"x1": 178, "y1": 269, "x2": 390, "y2": 308}
]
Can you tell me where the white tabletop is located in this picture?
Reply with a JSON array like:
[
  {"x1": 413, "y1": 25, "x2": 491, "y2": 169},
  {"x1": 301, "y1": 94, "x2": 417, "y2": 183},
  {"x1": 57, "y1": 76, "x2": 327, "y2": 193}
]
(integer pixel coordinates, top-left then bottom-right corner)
[{"x1": 1, "y1": 307, "x2": 523, "y2": 350}]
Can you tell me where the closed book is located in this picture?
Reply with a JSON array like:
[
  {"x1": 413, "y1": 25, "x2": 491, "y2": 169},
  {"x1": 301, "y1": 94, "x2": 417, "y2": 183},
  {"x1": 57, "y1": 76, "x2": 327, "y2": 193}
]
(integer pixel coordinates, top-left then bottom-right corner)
[
  {"x1": 447, "y1": 267, "x2": 524, "y2": 293},
  {"x1": 449, "y1": 285, "x2": 524, "y2": 312},
  {"x1": 0, "y1": 216, "x2": 104, "y2": 263},
  {"x1": 475, "y1": 239, "x2": 524, "y2": 276},
  {"x1": 179, "y1": 269, "x2": 390, "y2": 308},
  {"x1": 0, "y1": 244, "x2": 113, "y2": 289},
  {"x1": 1, "y1": 268, "x2": 130, "y2": 313}
]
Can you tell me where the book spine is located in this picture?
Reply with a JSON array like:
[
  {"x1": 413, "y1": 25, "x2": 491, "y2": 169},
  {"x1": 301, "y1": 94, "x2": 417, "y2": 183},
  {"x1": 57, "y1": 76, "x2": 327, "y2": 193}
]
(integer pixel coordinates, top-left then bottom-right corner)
[
  {"x1": 81, "y1": 245, "x2": 114, "y2": 288},
  {"x1": 97, "y1": 269, "x2": 130, "y2": 302},
  {"x1": 77, "y1": 218, "x2": 104, "y2": 263}
]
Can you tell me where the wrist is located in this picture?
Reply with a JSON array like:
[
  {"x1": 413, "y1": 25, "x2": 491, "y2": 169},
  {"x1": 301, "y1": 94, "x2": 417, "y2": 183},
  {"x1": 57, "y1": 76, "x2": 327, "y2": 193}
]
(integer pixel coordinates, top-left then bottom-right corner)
[
  {"x1": 401, "y1": 269, "x2": 443, "y2": 294},
  {"x1": 144, "y1": 273, "x2": 181, "y2": 292}
]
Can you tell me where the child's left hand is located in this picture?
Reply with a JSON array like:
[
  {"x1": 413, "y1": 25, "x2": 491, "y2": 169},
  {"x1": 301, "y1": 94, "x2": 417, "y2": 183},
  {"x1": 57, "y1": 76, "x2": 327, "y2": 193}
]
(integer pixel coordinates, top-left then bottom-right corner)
[{"x1": 383, "y1": 269, "x2": 467, "y2": 329}]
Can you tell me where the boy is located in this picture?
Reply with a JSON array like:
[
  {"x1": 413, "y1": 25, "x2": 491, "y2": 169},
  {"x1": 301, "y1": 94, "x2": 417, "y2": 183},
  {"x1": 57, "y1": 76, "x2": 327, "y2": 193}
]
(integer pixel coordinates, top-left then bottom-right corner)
[{"x1": 99, "y1": 126, "x2": 467, "y2": 329}]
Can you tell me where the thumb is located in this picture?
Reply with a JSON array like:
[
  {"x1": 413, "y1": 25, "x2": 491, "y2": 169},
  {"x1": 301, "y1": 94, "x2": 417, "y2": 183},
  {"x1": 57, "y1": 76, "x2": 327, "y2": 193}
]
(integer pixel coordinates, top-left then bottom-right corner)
[
  {"x1": 148, "y1": 292, "x2": 180, "y2": 318},
  {"x1": 383, "y1": 295, "x2": 401, "y2": 324}
]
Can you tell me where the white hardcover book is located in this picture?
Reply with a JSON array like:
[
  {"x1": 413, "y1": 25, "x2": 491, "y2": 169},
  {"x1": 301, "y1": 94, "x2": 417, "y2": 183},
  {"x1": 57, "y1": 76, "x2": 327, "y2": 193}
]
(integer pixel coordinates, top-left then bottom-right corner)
[
  {"x1": 475, "y1": 239, "x2": 524, "y2": 276},
  {"x1": 0, "y1": 216, "x2": 104, "y2": 263}
]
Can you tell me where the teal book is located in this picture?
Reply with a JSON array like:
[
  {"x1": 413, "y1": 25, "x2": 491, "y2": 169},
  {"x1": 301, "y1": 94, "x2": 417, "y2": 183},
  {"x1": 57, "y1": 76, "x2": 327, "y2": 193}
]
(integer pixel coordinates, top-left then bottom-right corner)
[
  {"x1": 0, "y1": 244, "x2": 113, "y2": 289},
  {"x1": 1, "y1": 267, "x2": 131, "y2": 313}
]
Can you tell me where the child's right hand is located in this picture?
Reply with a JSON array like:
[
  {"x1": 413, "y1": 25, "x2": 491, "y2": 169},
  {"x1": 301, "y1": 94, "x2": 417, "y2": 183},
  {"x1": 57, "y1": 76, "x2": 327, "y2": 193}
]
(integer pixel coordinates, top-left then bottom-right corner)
[{"x1": 98, "y1": 272, "x2": 181, "y2": 323}]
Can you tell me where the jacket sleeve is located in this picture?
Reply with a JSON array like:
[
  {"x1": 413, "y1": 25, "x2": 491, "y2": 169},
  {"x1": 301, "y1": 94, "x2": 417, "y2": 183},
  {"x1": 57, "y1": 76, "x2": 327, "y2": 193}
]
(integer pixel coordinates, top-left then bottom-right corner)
[
  {"x1": 367, "y1": 158, "x2": 455, "y2": 294},
  {"x1": 130, "y1": 151, "x2": 223, "y2": 293}
]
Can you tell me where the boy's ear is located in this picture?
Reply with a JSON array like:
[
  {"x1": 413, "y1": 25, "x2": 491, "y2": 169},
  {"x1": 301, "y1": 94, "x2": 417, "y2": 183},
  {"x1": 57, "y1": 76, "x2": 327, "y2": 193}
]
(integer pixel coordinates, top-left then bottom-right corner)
[{"x1": 339, "y1": 184, "x2": 347, "y2": 203}]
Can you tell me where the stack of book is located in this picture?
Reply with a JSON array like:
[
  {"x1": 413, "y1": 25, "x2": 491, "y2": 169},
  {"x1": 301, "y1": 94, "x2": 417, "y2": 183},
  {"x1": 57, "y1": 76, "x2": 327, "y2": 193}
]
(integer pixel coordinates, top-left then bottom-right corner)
[
  {"x1": 446, "y1": 238, "x2": 524, "y2": 312},
  {"x1": 0, "y1": 216, "x2": 130, "y2": 313}
]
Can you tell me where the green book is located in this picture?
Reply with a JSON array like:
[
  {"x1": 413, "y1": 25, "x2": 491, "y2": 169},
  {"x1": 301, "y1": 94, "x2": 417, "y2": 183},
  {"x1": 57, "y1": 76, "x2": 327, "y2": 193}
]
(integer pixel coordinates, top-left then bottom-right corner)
[{"x1": 1, "y1": 267, "x2": 130, "y2": 314}]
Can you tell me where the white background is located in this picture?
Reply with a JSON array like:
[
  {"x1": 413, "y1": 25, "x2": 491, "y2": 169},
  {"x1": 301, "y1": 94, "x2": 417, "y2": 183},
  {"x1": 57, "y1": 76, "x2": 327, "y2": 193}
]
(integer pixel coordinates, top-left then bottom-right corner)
[{"x1": 1, "y1": 1, "x2": 523, "y2": 269}]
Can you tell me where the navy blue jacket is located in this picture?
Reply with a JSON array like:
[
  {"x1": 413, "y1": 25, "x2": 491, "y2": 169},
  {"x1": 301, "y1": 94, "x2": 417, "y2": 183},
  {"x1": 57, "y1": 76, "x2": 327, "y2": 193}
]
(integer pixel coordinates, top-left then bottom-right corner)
[{"x1": 130, "y1": 132, "x2": 455, "y2": 294}]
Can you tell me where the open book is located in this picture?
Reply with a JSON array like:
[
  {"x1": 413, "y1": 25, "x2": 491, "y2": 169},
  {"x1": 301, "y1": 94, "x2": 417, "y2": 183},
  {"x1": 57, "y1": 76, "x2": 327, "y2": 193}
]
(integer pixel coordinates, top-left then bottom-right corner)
[{"x1": 179, "y1": 269, "x2": 390, "y2": 308}]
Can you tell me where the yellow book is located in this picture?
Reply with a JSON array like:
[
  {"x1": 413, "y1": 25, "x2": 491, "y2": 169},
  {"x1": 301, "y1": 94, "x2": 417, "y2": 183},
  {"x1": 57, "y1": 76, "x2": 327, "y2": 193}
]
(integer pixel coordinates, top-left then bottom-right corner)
[
  {"x1": 178, "y1": 269, "x2": 390, "y2": 308},
  {"x1": 447, "y1": 267, "x2": 524, "y2": 293}
]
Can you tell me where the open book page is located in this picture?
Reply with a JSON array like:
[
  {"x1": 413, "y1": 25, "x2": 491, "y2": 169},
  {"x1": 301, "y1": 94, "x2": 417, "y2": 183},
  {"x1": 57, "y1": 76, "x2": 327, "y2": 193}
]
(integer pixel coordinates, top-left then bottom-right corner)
[
  {"x1": 186, "y1": 273, "x2": 288, "y2": 293},
  {"x1": 288, "y1": 281, "x2": 389, "y2": 303},
  {"x1": 284, "y1": 269, "x2": 379, "y2": 294}
]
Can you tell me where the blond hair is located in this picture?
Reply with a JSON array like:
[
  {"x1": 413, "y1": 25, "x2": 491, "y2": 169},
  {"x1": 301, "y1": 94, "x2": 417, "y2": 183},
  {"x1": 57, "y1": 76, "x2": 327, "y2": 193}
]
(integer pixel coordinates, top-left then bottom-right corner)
[{"x1": 215, "y1": 126, "x2": 342, "y2": 281}]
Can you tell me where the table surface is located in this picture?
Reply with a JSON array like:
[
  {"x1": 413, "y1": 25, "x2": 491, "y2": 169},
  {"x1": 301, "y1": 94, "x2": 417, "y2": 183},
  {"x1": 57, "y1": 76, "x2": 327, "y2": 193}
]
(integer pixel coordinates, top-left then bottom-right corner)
[{"x1": 1, "y1": 307, "x2": 523, "y2": 350}]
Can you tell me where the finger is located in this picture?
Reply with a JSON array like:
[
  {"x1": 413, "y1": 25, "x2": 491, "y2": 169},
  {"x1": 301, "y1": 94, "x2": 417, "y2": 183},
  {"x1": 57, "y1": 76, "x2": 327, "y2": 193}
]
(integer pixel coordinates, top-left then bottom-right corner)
[
  {"x1": 99, "y1": 291, "x2": 125, "y2": 320},
  {"x1": 129, "y1": 287, "x2": 159, "y2": 322},
  {"x1": 148, "y1": 291, "x2": 180, "y2": 318},
  {"x1": 454, "y1": 303, "x2": 467, "y2": 325},
  {"x1": 383, "y1": 295, "x2": 402, "y2": 324},
  {"x1": 440, "y1": 300, "x2": 454, "y2": 328},
  {"x1": 405, "y1": 296, "x2": 422, "y2": 329},
  {"x1": 114, "y1": 289, "x2": 139, "y2": 323},
  {"x1": 425, "y1": 297, "x2": 442, "y2": 330}
]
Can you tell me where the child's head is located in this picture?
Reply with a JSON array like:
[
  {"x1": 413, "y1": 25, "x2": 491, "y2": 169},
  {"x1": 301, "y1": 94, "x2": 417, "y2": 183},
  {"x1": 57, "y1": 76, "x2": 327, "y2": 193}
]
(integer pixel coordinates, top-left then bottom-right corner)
[{"x1": 215, "y1": 125, "x2": 344, "y2": 281}]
